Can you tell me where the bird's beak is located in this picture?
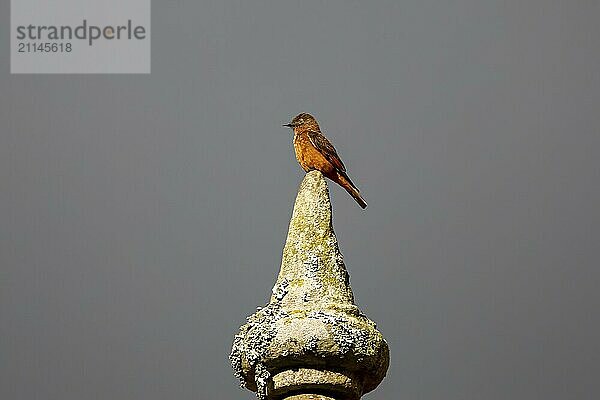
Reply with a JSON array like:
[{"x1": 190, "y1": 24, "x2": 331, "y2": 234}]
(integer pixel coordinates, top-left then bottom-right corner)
[{"x1": 283, "y1": 123, "x2": 293, "y2": 128}]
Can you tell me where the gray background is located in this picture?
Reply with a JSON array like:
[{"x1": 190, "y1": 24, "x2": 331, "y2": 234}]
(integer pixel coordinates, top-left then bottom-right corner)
[{"x1": 1, "y1": 1, "x2": 599, "y2": 399}]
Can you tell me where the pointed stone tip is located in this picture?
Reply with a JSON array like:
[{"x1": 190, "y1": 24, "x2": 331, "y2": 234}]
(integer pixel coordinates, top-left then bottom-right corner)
[
  {"x1": 230, "y1": 170, "x2": 389, "y2": 399},
  {"x1": 290, "y1": 170, "x2": 332, "y2": 229},
  {"x1": 275, "y1": 170, "x2": 354, "y2": 307}
]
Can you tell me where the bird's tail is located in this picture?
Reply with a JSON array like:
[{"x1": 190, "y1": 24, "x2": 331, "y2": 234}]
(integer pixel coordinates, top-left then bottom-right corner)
[{"x1": 336, "y1": 172, "x2": 367, "y2": 209}]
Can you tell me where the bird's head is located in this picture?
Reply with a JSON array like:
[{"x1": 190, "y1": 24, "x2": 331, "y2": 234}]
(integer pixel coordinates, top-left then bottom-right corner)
[{"x1": 283, "y1": 113, "x2": 320, "y2": 131}]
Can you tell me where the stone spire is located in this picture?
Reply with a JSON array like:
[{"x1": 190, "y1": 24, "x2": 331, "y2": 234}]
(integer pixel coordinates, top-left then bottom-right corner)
[{"x1": 230, "y1": 171, "x2": 389, "y2": 400}]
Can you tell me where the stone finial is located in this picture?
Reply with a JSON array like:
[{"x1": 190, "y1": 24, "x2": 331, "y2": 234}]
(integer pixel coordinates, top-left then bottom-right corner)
[{"x1": 230, "y1": 171, "x2": 389, "y2": 400}]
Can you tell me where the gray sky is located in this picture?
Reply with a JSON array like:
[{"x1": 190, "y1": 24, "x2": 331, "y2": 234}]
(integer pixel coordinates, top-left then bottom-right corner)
[{"x1": 1, "y1": 1, "x2": 599, "y2": 399}]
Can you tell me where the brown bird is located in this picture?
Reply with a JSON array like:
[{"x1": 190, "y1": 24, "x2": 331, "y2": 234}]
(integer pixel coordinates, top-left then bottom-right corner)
[{"x1": 284, "y1": 113, "x2": 367, "y2": 209}]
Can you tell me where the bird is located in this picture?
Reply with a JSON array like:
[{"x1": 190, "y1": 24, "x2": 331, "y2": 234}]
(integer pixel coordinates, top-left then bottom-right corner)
[{"x1": 283, "y1": 113, "x2": 367, "y2": 209}]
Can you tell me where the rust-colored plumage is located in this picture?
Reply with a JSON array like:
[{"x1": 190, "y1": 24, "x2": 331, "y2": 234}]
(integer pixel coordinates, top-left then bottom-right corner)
[{"x1": 284, "y1": 113, "x2": 367, "y2": 209}]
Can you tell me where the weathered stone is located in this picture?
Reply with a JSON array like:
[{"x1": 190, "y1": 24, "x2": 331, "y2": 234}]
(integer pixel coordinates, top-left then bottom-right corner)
[
  {"x1": 230, "y1": 171, "x2": 389, "y2": 400},
  {"x1": 283, "y1": 395, "x2": 337, "y2": 400}
]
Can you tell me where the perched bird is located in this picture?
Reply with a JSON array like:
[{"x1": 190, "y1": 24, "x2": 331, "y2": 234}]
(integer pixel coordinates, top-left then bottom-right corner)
[{"x1": 284, "y1": 113, "x2": 367, "y2": 209}]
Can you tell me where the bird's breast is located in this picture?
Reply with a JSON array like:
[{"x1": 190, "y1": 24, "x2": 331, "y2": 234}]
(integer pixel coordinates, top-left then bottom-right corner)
[{"x1": 293, "y1": 131, "x2": 334, "y2": 174}]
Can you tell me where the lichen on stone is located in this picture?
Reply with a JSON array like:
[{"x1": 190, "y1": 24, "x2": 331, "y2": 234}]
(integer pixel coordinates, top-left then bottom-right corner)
[
  {"x1": 230, "y1": 171, "x2": 389, "y2": 399},
  {"x1": 272, "y1": 278, "x2": 290, "y2": 301}
]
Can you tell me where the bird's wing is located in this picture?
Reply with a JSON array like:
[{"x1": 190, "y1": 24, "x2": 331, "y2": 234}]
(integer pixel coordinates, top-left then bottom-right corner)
[{"x1": 307, "y1": 131, "x2": 346, "y2": 172}]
